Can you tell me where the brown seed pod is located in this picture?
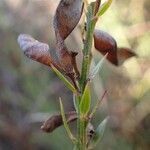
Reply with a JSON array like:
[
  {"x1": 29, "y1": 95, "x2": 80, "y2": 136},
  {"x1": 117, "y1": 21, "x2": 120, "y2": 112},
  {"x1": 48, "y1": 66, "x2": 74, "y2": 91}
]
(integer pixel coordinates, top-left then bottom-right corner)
[
  {"x1": 54, "y1": 0, "x2": 83, "y2": 41},
  {"x1": 55, "y1": 41, "x2": 74, "y2": 74},
  {"x1": 94, "y1": 29, "x2": 118, "y2": 65},
  {"x1": 18, "y1": 34, "x2": 52, "y2": 66},
  {"x1": 117, "y1": 47, "x2": 136, "y2": 64},
  {"x1": 17, "y1": 34, "x2": 61, "y2": 69},
  {"x1": 41, "y1": 111, "x2": 77, "y2": 133}
]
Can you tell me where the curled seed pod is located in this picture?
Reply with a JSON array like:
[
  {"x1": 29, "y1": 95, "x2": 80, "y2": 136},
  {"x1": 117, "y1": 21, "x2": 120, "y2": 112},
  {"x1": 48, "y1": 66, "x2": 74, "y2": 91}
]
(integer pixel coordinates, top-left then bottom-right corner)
[
  {"x1": 18, "y1": 34, "x2": 52, "y2": 66},
  {"x1": 55, "y1": 41, "x2": 74, "y2": 74},
  {"x1": 117, "y1": 47, "x2": 136, "y2": 64},
  {"x1": 54, "y1": 0, "x2": 83, "y2": 41},
  {"x1": 41, "y1": 111, "x2": 77, "y2": 133},
  {"x1": 94, "y1": 29, "x2": 118, "y2": 65},
  {"x1": 18, "y1": 34, "x2": 61, "y2": 69}
]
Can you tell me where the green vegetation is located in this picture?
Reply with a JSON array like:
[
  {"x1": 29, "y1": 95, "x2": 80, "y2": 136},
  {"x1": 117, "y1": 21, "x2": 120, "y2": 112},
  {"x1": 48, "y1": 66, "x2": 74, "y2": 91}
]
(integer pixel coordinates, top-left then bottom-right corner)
[{"x1": 0, "y1": 0, "x2": 149, "y2": 150}]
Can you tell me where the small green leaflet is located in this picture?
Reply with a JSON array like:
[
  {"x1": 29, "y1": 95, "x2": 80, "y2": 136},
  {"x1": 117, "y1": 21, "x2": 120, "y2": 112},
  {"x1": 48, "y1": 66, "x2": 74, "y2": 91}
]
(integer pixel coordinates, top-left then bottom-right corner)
[
  {"x1": 51, "y1": 65, "x2": 77, "y2": 93},
  {"x1": 89, "y1": 117, "x2": 108, "y2": 149},
  {"x1": 80, "y1": 82, "x2": 91, "y2": 117},
  {"x1": 73, "y1": 94, "x2": 78, "y2": 113},
  {"x1": 97, "y1": 0, "x2": 113, "y2": 16},
  {"x1": 59, "y1": 98, "x2": 76, "y2": 143},
  {"x1": 89, "y1": 53, "x2": 107, "y2": 80}
]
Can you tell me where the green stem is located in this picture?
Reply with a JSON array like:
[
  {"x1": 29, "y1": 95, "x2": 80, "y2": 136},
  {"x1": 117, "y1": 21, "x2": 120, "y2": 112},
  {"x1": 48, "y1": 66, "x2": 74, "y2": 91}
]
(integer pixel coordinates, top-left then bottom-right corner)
[
  {"x1": 80, "y1": 19, "x2": 96, "y2": 93},
  {"x1": 77, "y1": 96, "x2": 81, "y2": 149},
  {"x1": 80, "y1": 117, "x2": 88, "y2": 150},
  {"x1": 75, "y1": 95, "x2": 87, "y2": 150},
  {"x1": 78, "y1": 4, "x2": 97, "y2": 150}
]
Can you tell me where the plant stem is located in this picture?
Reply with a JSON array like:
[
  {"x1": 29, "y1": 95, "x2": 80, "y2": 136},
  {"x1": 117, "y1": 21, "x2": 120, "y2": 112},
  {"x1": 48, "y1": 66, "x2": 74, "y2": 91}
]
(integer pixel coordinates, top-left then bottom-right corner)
[
  {"x1": 78, "y1": 3, "x2": 97, "y2": 150},
  {"x1": 80, "y1": 14, "x2": 96, "y2": 93},
  {"x1": 79, "y1": 117, "x2": 88, "y2": 149},
  {"x1": 76, "y1": 95, "x2": 81, "y2": 149}
]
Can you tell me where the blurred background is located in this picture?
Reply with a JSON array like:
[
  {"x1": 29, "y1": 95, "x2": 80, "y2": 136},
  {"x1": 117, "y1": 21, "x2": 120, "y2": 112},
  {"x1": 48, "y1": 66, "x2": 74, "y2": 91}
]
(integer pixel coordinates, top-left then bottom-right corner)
[{"x1": 0, "y1": 0, "x2": 149, "y2": 150}]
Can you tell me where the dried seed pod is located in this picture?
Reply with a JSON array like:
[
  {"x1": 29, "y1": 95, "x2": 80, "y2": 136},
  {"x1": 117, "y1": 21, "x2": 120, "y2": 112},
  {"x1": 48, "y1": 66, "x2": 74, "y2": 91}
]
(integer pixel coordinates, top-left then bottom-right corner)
[
  {"x1": 41, "y1": 111, "x2": 77, "y2": 133},
  {"x1": 54, "y1": 0, "x2": 83, "y2": 41},
  {"x1": 55, "y1": 41, "x2": 74, "y2": 74},
  {"x1": 94, "y1": 29, "x2": 118, "y2": 65},
  {"x1": 54, "y1": 41, "x2": 79, "y2": 89},
  {"x1": 18, "y1": 34, "x2": 78, "y2": 89},
  {"x1": 117, "y1": 47, "x2": 136, "y2": 64},
  {"x1": 18, "y1": 34, "x2": 52, "y2": 66},
  {"x1": 18, "y1": 34, "x2": 61, "y2": 69}
]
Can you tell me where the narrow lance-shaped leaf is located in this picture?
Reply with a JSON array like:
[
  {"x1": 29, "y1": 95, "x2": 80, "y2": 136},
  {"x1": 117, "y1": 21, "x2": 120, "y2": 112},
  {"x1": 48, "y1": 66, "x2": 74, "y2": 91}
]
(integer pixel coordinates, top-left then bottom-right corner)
[
  {"x1": 51, "y1": 65, "x2": 77, "y2": 93},
  {"x1": 73, "y1": 94, "x2": 78, "y2": 113},
  {"x1": 59, "y1": 98, "x2": 77, "y2": 143},
  {"x1": 80, "y1": 82, "x2": 91, "y2": 116},
  {"x1": 97, "y1": 0, "x2": 113, "y2": 16},
  {"x1": 89, "y1": 117, "x2": 108, "y2": 149},
  {"x1": 88, "y1": 53, "x2": 108, "y2": 80}
]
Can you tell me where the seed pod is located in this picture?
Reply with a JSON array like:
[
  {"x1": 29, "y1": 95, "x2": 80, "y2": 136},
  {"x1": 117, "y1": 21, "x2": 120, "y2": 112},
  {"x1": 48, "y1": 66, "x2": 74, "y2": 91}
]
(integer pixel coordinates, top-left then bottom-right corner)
[
  {"x1": 55, "y1": 41, "x2": 74, "y2": 74},
  {"x1": 54, "y1": 0, "x2": 83, "y2": 41},
  {"x1": 94, "y1": 29, "x2": 118, "y2": 65},
  {"x1": 117, "y1": 47, "x2": 136, "y2": 64},
  {"x1": 41, "y1": 111, "x2": 77, "y2": 133},
  {"x1": 17, "y1": 34, "x2": 61, "y2": 69}
]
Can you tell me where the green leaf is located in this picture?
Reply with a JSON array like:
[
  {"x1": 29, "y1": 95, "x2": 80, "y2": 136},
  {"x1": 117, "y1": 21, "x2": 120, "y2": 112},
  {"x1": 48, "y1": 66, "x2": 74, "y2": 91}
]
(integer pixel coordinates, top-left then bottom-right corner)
[
  {"x1": 51, "y1": 65, "x2": 77, "y2": 93},
  {"x1": 73, "y1": 94, "x2": 79, "y2": 113},
  {"x1": 80, "y1": 83, "x2": 91, "y2": 116},
  {"x1": 89, "y1": 53, "x2": 107, "y2": 80},
  {"x1": 97, "y1": 0, "x2": 112, "y2": 16},
  {"x1": 89, "y1": 117, "x2": 108, "y2": 149},
  {"x1": 59, "y1": 98, "x2": 76, "y2": 143}
]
